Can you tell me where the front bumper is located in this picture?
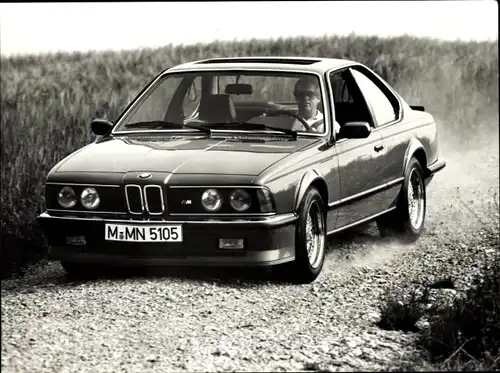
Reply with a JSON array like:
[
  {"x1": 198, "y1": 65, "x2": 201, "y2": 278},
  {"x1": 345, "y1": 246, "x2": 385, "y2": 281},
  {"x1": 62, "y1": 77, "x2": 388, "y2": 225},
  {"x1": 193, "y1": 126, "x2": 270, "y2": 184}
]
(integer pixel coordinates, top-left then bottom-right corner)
[{"x1": 37, "y1": 212, "x2": 298, "y2": 267}]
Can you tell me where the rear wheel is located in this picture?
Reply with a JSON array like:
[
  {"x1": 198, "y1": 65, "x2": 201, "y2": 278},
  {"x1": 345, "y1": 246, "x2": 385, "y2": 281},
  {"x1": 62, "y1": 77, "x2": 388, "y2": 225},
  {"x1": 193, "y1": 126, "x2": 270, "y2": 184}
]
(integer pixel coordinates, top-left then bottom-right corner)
[
  {"x1": 276, "y1": 187, "x2": 326, "y2": 284},
  {"x1": 376, "y1": 157, "x2": 426, "y2": 242}
]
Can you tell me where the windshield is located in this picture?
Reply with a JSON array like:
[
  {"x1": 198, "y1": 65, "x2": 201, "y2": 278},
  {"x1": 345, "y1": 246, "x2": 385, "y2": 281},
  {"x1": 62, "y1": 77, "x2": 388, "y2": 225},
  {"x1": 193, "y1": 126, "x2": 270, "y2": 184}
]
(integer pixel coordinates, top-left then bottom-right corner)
[{"x1": 114, "y1": 71, "x2": 327, "y2": 135}]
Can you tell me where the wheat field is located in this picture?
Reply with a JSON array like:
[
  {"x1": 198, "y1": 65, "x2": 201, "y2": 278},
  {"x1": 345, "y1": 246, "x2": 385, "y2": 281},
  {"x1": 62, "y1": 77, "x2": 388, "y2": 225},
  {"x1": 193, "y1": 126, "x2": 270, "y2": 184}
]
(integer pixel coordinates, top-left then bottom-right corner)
[{"x1": 1, "y1": 34, "x2": 498, "y2": 277}]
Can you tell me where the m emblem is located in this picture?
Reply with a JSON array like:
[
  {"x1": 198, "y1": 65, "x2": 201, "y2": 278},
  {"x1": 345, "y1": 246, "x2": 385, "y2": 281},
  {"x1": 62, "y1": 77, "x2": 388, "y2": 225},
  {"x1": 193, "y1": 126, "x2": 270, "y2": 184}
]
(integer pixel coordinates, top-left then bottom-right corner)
[
  {"x1": 181, "y1": 200, "x2": 192, "y2": 205},
  {"x1": 138, "y1": 172, "x2": 152, "y2": 179}
]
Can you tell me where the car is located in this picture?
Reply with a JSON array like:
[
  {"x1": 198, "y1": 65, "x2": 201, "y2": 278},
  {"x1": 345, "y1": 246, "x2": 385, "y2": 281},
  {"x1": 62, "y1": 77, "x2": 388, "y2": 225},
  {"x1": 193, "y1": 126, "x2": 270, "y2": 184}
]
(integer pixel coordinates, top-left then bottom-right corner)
[{"x1": 37, "y1": 56, "x2": 446, "y2": 284}]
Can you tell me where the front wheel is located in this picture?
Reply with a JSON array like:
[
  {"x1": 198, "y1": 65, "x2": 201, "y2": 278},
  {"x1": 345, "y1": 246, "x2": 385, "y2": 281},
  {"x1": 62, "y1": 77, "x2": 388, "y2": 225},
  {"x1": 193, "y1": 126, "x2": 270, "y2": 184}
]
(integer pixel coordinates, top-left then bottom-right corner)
[
  {"x1": 277, "y1": 187, "x2": 327, "y2": 284},
  {"x1": 377, "y1": 157, "x2": 426, "y2": 242}
]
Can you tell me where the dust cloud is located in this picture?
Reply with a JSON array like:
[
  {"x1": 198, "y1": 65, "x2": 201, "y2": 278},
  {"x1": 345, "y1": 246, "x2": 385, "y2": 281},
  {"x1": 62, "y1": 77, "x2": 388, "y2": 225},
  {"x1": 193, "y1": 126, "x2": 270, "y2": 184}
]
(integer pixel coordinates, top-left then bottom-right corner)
[{"x1": 324, "y1": 117, "x2": 499, "y2": 272}]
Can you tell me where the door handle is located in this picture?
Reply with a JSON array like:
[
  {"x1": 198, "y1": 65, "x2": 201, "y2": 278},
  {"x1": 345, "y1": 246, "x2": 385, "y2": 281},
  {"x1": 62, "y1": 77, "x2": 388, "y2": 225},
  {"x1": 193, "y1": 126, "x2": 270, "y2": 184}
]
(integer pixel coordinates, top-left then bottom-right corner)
[{"x1": 374, "y1": 144, "x2": 384, "y2": 152}]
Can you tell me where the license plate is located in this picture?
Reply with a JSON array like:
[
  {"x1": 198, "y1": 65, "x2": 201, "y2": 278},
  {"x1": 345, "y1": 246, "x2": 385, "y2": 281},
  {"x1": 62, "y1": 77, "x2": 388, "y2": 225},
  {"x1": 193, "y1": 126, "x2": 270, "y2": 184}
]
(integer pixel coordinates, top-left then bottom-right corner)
[{"x1": 105, "y1": 224, "x2": 183, "y2": 242}]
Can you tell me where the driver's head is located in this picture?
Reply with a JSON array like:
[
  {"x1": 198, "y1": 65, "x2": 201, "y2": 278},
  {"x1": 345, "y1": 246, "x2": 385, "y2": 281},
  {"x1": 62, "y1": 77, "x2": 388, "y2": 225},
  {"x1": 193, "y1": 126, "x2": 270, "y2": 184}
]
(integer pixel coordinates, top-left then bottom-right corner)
[{"x1": 294, "y1": 76, "x2": 321, "y2": 120}]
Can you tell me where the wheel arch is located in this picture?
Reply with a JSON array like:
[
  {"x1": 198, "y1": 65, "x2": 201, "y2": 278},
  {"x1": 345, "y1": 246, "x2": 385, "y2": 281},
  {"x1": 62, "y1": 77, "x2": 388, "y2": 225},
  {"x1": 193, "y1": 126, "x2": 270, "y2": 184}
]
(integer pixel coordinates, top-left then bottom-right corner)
[
  {"x1": 293, "y1": 170, "x2": 329, "y2": 214},
  {"x1": 404, "y1": 138, "x2": 428, "y2": 177}
]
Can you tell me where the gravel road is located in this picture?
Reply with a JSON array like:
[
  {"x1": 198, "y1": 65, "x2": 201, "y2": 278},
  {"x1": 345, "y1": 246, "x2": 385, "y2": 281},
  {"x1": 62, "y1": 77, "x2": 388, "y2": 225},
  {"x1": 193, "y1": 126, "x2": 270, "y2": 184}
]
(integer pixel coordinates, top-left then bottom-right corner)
[{"x1": 2, "y1": 140, "x2": 498, "y2": 373}]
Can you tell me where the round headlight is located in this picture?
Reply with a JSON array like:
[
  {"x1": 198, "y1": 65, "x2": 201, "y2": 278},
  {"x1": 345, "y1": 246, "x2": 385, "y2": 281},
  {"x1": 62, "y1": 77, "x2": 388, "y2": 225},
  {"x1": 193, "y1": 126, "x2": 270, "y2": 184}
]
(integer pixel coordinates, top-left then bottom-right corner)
[
  {"x1": 58, "y1": 186, "x2": 77, "y2": 208},
  {"x1": 201, "y1": 189, "x2": 223, "y2": 212},
  {"x1": 229, "y1": 189, "x2": 251, "y2": 212},
  {"x1": 81, "y1": 187, "x2": 100, "y2": 210}
]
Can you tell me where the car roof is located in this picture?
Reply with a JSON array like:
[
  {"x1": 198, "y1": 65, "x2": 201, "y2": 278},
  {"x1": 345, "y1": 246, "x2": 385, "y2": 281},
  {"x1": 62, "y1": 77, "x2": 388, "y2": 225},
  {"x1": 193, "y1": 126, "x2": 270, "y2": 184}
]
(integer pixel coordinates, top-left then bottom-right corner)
[{"x1": 167, "y1": 56, "x2": 360, "y2": 74}]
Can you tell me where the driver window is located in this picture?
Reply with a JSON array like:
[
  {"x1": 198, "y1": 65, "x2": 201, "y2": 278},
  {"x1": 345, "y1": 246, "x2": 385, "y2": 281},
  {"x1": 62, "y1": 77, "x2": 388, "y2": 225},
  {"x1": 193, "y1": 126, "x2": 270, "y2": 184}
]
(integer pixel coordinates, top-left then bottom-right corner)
[
  {"x1": 182, "y1": 77, "x2": 202, "y2": 119},
  {"x1": 329, "y1": 71, "x2": 373, "y2": 128},
  {"x1": 330, "y1": 73, "x2": 354, "y2": 104}
]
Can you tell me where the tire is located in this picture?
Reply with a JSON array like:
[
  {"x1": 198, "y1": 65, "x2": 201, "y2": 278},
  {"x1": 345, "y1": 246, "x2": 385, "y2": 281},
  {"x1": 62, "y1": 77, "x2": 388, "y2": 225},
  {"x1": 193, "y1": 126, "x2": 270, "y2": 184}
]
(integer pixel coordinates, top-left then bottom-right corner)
[
  {"x1": 277, "y1": 187, "x2": 327, "y2": 284},
  {"x1": 376, "y1": 157, "x2": 426, "y2": 242}
]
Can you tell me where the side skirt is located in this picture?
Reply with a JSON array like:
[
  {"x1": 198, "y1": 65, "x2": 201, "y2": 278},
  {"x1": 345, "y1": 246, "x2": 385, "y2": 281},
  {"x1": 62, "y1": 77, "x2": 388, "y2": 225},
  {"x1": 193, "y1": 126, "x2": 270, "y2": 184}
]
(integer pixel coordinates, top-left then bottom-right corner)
[{"x1": 326, "y1": 206, "x2": 396, "y2": 236}]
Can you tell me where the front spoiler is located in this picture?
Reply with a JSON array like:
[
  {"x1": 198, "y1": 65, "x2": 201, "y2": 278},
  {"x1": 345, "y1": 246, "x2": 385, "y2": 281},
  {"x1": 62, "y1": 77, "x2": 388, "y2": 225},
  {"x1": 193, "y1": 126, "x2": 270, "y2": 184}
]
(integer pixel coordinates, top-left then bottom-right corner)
[
  {"x1": 37, "y1": 212, "x2": 298, "y2": 267},
  {"x1": 48, "y1": 246, "x2": 295, "y2": 267}
]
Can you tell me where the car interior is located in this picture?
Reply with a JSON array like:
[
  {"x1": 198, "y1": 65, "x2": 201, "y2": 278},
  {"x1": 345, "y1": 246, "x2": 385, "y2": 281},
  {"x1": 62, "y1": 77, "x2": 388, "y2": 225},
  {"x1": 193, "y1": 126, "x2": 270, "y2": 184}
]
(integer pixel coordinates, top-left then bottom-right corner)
[
  {"x1": 182, "y1": 71, "x2": 375, "y2": 133},
  {"x1": 329, "y1": 70, "x2": 374, "y2": 128}
]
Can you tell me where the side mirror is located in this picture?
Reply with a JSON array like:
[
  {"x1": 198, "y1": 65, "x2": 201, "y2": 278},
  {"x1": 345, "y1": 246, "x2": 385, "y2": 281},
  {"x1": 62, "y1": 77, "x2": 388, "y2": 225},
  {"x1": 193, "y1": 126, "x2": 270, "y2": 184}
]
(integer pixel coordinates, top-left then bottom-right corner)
[
  {"x1": 91, "y1": 118, "x2": 113, "y2": 136},
  {"x1": 338, "y1": 121, "x2": 371, "y2": 139}
]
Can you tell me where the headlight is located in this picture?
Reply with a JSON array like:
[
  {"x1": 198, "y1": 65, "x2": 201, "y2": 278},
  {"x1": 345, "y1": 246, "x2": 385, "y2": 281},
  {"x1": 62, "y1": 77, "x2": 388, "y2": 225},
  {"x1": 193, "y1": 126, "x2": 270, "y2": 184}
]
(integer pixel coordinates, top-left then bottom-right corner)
[
  {"x1": 229, "y1": 189, "x2": 251, "y2": 212},
  {"x1": 80, "y1": 187, "x2": 100, "y2": 209},
  {"x1": 58, "y1": 186, "x2": 77, "y2": 208},
  {"x1": 201, "y1": 188, "x2": 223, "y2": 212},
  {"x1": 256, "y1": 187, "x2": 274, "y2": 213}
]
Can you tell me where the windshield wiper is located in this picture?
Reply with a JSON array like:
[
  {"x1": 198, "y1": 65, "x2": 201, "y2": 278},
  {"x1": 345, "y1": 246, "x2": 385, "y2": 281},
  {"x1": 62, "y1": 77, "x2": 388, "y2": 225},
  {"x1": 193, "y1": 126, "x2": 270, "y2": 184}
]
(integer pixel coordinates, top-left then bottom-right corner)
[
  {"x1": 203, "y1": 122, "x2": 298, "y2": 139},
  {"x1": 123, "y1": 120, "x2": 211, "y2": 135},
  {"x1": 241, "y1": 123, "x2": 298, "y2": 139}
]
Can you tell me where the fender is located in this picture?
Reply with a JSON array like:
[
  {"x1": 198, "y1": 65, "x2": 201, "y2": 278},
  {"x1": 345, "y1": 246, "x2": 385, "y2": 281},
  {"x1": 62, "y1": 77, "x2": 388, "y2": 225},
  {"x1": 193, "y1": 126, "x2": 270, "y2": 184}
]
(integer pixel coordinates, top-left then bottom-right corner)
[
  {"x1": 293, "y1": 169, "x2": 326, "y2": 212},
  {"x1": 403, "y1": 137, "x2": 427, "y2": 176},
  {"x1": 46, "y1": 143, "x2": 94, "y2": 179}
]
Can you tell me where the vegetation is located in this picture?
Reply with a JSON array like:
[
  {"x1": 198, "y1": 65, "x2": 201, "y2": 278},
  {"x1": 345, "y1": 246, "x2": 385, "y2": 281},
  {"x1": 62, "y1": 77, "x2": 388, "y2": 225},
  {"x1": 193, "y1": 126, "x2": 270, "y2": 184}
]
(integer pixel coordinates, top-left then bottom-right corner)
[
  {"x1": 380, "y1": 257, "x2": 499, "y2": 370},
  {"x1": 1, "y1": 34, "x2": 498, "y2": 278},
  {"x1": 421, "y1": 258, "x2": 499, "y2": 370},
  {"x1": 379, "y1": 197, "x2": 500, "y2": 371}
]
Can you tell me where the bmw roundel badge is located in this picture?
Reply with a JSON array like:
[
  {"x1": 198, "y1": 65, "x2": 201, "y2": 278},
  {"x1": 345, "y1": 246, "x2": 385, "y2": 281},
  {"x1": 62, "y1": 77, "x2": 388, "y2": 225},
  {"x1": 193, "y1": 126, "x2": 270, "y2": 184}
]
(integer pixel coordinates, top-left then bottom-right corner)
[{"x1": 138, "y1": 172, "x2": 152, "y2": 179}]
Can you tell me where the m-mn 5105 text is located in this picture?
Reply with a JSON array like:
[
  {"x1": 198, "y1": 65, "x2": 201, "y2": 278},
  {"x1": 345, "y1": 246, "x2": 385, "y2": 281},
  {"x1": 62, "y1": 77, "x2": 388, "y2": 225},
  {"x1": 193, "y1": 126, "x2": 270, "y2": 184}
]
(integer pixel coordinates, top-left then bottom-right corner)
[{"x1": 105, "y1": 224, "x2": 183, "y2": 242}]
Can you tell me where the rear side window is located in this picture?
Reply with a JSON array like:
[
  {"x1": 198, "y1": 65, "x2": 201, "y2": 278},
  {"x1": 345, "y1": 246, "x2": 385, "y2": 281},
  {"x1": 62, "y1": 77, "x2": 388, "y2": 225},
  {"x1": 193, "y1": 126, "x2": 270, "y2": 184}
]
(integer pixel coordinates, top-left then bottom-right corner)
[{"x1": 350, "y1": 69, "x2": 396, "y2": 127}]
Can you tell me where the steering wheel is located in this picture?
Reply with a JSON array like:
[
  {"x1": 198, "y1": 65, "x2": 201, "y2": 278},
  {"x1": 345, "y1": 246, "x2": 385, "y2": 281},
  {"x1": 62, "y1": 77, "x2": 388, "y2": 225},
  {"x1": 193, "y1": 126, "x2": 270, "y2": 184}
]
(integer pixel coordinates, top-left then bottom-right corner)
[{"x1": 262, "y1": 109, "x2": 312, "y2": 132}]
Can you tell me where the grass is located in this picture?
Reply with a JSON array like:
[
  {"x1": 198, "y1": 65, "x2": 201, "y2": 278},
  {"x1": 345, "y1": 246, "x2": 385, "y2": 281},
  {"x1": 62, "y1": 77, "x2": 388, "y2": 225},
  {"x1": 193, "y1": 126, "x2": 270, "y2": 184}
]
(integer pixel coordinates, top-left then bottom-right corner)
[
  {"x1": 0, "y1": 34, "x2": 498, "y2": 278},
  {"x1": 419, "y1": 256, "x2": 500, "y2": 370},
  {"x1": 383, "y1": 251, "x2": 500, "y2": 371},
  {"x1": 377, "y1": 284, "x2": 431, "y2": 333},
  {"x1": 378, "y1": 196, "x2": 500, "y2": 371}
]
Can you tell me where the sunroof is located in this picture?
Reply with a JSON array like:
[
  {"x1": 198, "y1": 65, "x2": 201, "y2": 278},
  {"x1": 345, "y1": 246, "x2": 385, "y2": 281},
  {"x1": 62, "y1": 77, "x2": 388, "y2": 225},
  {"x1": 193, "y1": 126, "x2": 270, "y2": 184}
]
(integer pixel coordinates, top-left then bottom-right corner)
[{"x1": 196, "y1": 58, "x2": 321, "y2": 65}]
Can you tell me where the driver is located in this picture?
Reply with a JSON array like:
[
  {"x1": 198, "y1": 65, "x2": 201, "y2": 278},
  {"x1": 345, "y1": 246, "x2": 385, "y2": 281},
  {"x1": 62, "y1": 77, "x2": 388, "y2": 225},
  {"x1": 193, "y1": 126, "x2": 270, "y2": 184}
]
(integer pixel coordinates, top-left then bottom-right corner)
[{"x1": 292, "y1": 76, "x2": 340, "y2": 134}]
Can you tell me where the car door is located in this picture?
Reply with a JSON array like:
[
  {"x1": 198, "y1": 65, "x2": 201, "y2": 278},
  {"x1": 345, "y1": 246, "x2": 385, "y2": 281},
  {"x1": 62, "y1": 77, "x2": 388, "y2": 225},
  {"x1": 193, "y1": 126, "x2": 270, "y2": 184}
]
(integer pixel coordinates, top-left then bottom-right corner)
[
  {"x1": 328, "y1": 69, "x2": 388, "y2": 230},
  {"x1": 349, "y1": 67, "x2": 408, "y2": 211}
]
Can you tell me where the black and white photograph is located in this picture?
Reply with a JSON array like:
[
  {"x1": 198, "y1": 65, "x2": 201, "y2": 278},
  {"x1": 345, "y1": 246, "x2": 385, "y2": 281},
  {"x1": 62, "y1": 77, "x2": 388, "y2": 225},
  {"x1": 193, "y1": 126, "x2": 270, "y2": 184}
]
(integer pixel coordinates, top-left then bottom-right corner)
[{"x1": 1, "y1": 1, "x2": 498, "y2": 371}]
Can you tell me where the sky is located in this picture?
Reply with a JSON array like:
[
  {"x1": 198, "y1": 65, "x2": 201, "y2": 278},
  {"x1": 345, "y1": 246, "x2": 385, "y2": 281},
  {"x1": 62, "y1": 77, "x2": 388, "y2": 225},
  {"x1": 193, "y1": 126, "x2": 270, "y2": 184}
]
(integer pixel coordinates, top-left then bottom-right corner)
[{"x1": 0, "y1": 1, "x2": 498, "y2": 56}]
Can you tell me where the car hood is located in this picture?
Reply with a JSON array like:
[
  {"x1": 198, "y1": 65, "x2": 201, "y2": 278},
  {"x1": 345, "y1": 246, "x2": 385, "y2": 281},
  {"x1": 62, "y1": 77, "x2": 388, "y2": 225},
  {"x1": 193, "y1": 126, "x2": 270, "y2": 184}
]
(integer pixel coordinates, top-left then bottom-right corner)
[{"x1": 54, "y1": 135, "x2": 322, "y2": 176}]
